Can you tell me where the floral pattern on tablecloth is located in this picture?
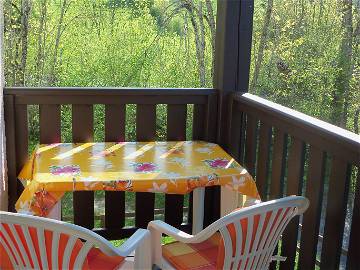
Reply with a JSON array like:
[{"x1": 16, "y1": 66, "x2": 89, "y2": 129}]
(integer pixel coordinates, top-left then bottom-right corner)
[{"x1": 15, "y1": 141, "x2": 260, "y2": 217}]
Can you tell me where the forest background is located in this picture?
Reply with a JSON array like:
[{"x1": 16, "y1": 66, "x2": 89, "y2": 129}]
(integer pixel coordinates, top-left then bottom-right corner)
[{"x1": 3, "y1": 0, "x2": 360, "y2": 228}]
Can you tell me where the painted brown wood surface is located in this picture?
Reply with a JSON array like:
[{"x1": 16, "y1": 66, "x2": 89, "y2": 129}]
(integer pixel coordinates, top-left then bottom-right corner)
[
  {"x1": 193, "y1": 101, "x2": 219, "y2": 226},
  {"x1": 255, "y1": 121, "x2": 271, "y2": 199},
  {"x1": 346, "y1": 170, "x2": 360, "y2": 269},
  {"x1": 104, "y1": 104, "x2": 126, "y2": 228},
  {"x1": 39, "y1": 104, "x2": 61, "y2": 143},
  {"x1": 205, "y1": 94, "x2": 218, "y2": 142},
  {"x1": 72, "y1": 104, "x2": 94, "y2": 229},
  {"x1": 192, "y1": 104, "x2": 205, "y2": 140},
  {"x1": 4, "y1": 95, "x2": 18, "y2": 211},
  {"x1": 299, "y1": 146, "x2": 325, "y2": 269},
  {"x1": 135, "y1": 104, "x2": 156, "y2": 228},
  {"x1": 205, "y1": 94, "x2": 220, "y2": 223},
  {"x1": 233, "y1": 93, "x2": 359, "y2": 165},
  {"x1": 280, "y1": 137, "x2": 305, "y2": 270},
  {"x1": 269, "y1": 129, "x2": 287, "y2": 199},
  {"x1": 244, "y1": 114, "x2": 257, "y2": 176},
  {"x1": 320, "y1": 157, "x2": 349, "y2": 269},
  {"x1": 228, "y1": 104, "x2": 242, "y2": 160},
  {"x1": 15, "y1": 104, "x2": 28, "y2": 196},
  {"x1": 4, "y1": 87, "x2": 215, "y2": 96},
  {"x1": 164, "y1": 104, "x2": 187, "y2": 227}
]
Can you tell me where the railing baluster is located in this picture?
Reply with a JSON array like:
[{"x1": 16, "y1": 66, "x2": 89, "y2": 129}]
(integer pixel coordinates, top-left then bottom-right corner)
[
  {"x1": 105, "y1": 104, "x2": 126, "y2": 229},
  {"x1": 39, "y1": 104, "x2": 61, "y2": 144},
  {"x1": 4, "y1": 95, "x2": 18, "y2": 211},
  {"x1": 269, "y1": 129, "x2": 287, "y2": 200},
  {"x1": 164, "y1": 105, "x2": 186, "y2": 227},
  {"x1": 280, "y1": 137, "x2": 305, "y2": 270},
  {"x1": 228, "y1": 105, "x2": 242, "y2": 160},
  {"x1": 299, "y1": 146, "x2": 326, "y2": 269},
  {"x1": 320, "y1": 157, "x2": 350, "y2": 269},
  {"x1": 135, "y1": 104, "x2": 156, "y2": 228},
  {"x1": 192, "y1": 104, "x2": 205, "y2": 140},
  {"x1": 15, "y1": 104, "x2": 28, "y2": 197},
  {"x1": 205, "y1": 94, "x2": 218, "y2": 142},
  {"x1": 347, "y1": 170, "x2": 360, "y2": 269},
  {"x1": 244, "y1": 115, "x2": 257, "y2": 176},
  {"x1": 256, "y1": 122, "x2": 272, "y2": 199},
  {"x1": 72, "y1": 104, "x2": 94, "y2": 229}
]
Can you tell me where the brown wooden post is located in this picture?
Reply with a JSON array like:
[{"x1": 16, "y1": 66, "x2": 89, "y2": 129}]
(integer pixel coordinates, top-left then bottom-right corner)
[
  {"x1": 214, "y1": 0, "x2": 254, "y2": 149},
  {"x1": 212, "y1": 0, "x2": 254, "y2": 225}
]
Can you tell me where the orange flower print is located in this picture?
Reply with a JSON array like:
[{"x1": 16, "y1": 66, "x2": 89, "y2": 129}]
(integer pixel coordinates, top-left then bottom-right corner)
[
  {"x1": 203, "y1": 158, "x2": 234, "y2": 169},
  {"x1": 131, "y1": 162, "x2": 159, "y2": 173},
  {"x1": 31, "y1": 189, "x2": 57, "y2": 217},
  {"x1": 187, "y1": 176, "x2": 201, "y2": 191},
  {"x1": 49, "y1": 165, "x2": 80, "y2": 176},
  {"x1": 102, "y1": 180, "x2": 133, "y2": 191}
]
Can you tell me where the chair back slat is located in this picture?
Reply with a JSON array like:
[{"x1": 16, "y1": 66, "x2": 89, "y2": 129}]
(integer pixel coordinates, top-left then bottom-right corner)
[
  {"x1": 215, "y1": 197, "x2": 308, "y2": 270},
  {"x1": 250, "y1": 210, "x2": 277, "y2": 269},
  {"x1": 219, "y1": 226, "x2": 232, "y2": 269},
  {"x1": 52, "y1": 231, "x2": 60, "y2": 269},
  {"x1": 73, "y1": 242, "x2": 93, "y2": 270},
  {"x1": 9, "y1": 223, "x2": 33, "y2": 268},
  {"x1": 247, "y1": 213, "x2": 266, "y2": 269},
  {"x1": 62, "y1": 236, "x2": 77, "y2": 269},
  {"x1": 256, "y1": 208, "x2": 287, "y2": 270},
  {"x1": 21, "y1": 224, "x2": 39, "y2": 269},
  {"x1": 1, "y1": 224, "x2": 25, "y2": 269},
  {"x1": 257, "y1": 209, "x2": 285, "y2": 269},
  {"x1": 233, "y1": 220, "x2": 243, "y2": 268},
  {"x1": 0, "y1": 223, "x2": 23, "y2": 268},
  {"x1": 36, "y1": 227, "x2": 48, "y2": 269}
]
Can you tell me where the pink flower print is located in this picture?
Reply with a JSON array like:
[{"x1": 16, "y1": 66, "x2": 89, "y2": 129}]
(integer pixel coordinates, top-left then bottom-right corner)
[
  {"x1": 203, "y1": 158, "x2": 232, "y2": 169},
  {"x1": 49, "y1": 165, "x2": 80, "y2": 176},
  {"x1": 131, "y1": 162, "x2": 158, "y2": 173}
]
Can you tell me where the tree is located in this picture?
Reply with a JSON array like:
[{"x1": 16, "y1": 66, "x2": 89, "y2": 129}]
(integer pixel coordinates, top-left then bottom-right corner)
[
  {"x1": 331, "y1": 0, "x2": 354, "y2": 128},
  {"x1": 250, "y1": 0, "x2": 273, "y2": 92}
]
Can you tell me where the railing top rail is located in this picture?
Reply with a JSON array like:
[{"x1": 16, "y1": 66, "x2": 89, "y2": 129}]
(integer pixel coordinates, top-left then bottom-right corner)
[
  {"x1": 233, "y1": 92, "x2": 360, "y2": 164},
  {"x1": 4, "y1": 87, "x2": 216, "y2": 96}
]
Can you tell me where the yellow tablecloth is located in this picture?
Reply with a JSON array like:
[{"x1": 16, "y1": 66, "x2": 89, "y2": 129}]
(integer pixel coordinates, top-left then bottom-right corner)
[{"x1": 16, "y1": 141, "x2": 260, "y2": 216}]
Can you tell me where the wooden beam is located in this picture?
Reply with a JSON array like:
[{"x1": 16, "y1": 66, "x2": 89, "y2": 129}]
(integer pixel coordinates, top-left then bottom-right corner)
[{"x1": 214, "y1": 0, "x2": 254, "y2": 149}]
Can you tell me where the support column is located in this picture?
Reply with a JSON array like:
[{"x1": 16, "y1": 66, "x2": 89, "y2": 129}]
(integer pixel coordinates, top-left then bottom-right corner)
[{"x1": 214, "y1": 0, "x2": 254, "y2": 149}]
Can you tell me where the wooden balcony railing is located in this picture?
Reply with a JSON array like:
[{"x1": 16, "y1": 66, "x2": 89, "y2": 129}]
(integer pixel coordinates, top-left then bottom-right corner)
[
  {"x1": 3, "y1": 87, "x2": 359, "y2": 269},
  {"x1": 3, "y1": 87, "x2": 219, "y2": 239},
  {"x1": 228, "y1": 92, "x2": 359, "y2": 270}
]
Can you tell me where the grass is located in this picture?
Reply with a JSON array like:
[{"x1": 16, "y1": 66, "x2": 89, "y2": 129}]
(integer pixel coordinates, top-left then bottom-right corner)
[{"x1": 61, "y1": 190, "x2": 190, "y2": 227}]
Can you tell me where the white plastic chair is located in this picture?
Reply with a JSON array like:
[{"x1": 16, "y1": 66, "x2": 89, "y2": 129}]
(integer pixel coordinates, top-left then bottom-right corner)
[
  {"x1": 0, "y1": 211, "x2": 151, "y2": 270},
  {"x1": 148, "y1": 196, "x2": 309, "y2": 270}
]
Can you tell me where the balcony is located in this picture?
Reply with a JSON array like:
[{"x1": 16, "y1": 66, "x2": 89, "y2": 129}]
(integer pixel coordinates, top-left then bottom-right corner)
[
  {"x1": 1, "y1": 0, "x2": 359, "y2": 269},
  {"x1": 3, "y1": 86, "x2": 359, "y2": 269}
]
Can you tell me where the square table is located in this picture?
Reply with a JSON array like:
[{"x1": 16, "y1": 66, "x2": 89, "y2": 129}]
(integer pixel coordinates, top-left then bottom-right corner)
[{"x1": 16, "y1": 141, "x2": 260, "y2": 233}]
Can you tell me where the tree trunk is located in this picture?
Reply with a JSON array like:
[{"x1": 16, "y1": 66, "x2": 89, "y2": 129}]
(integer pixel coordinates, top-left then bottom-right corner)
[
  {"x1": 49, "y1": 0, "x2": 68, "y2": 85},
  {"x1": 205, "y1": 0, "x2": 216, "y2": 77},
  {"x1": 331, "y1": 0, "x2": 353, "y2": 127},
  {"x1": 183, "y1": 0, "x2": 206, "y2": 87},
  {"x1": 250, "y1": 0, "x2": 273, "y2": 92},
  {"x1": 35, "y1": 0, "x2": 47, "y2": 85},
  {"x1": 19, "y1": 0, "x2": 31, "y2": 86}
]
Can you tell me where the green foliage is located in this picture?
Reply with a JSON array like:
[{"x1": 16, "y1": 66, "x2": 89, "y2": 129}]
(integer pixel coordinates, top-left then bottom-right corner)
[{"x1": 250, "y1": 0, "x2": 359, "y2": 131}]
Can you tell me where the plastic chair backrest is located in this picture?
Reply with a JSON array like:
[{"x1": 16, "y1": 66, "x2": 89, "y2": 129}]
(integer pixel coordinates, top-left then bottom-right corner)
[
  {"x1": 0, "y1": 211, "x2": 119, "y2": 270},
  {"x1": 216, "y1": 196, "x2": 309, "y2": 270}
]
